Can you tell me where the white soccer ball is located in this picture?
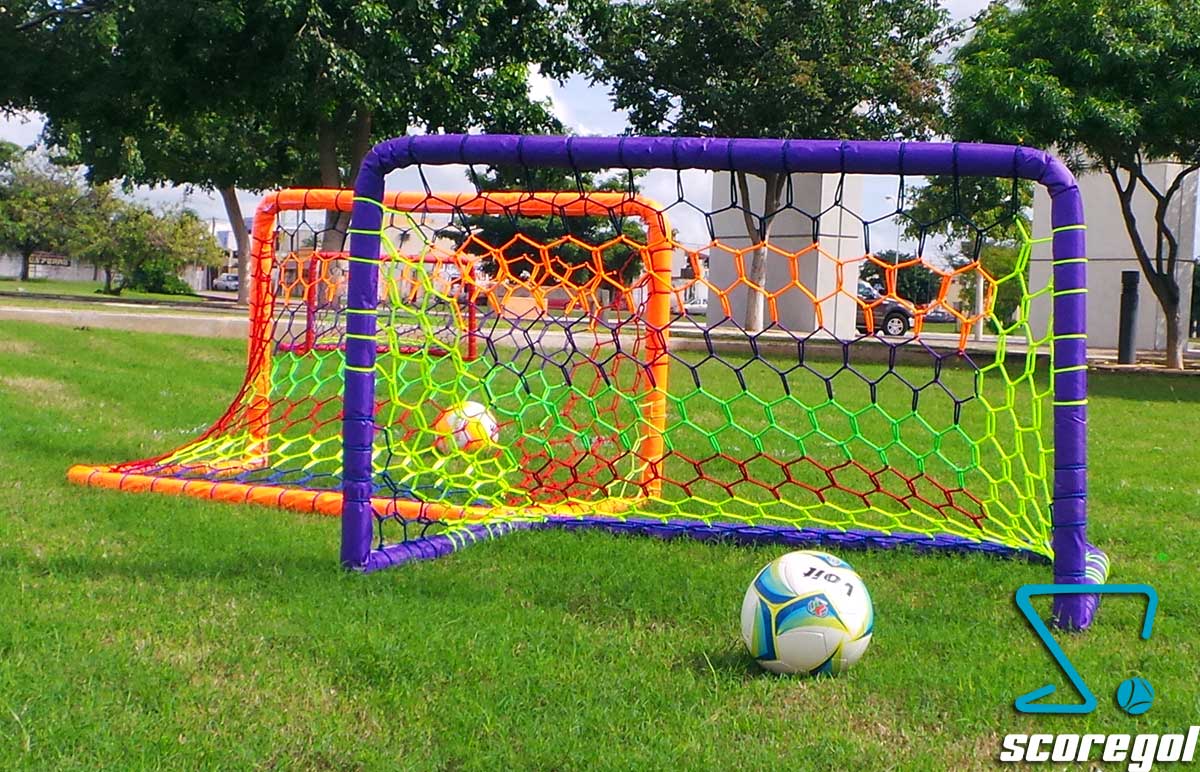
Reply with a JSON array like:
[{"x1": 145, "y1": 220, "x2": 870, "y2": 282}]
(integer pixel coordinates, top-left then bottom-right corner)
[
  {"x1": 433, "y1": 401, "x2": 499, "y2": 453},
  {"x1": 740, "y1": 550, "x2": 874, "y2": 676}
]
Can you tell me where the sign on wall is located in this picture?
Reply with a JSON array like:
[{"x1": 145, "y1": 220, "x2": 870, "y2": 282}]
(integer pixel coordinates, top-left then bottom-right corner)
[{"x1": 29, "y1": 252, "x2": 70, "y2": 267}]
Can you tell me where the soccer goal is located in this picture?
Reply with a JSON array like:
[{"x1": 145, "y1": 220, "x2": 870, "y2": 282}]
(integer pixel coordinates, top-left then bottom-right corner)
[{"x1": 69, "y1": 136, "x2": 1108, "y2": 630}]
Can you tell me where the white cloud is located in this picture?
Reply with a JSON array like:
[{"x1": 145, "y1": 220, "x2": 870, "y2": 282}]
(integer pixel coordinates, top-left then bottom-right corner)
[
  {"x1": 946, "y1": 0, "x2": 991, "y2": 20},
  {"x1": 0, "y1": 111, "x2": 45, "y2": 148},
  {"x1": 528, "y1": 66, "x2": 580, "y2": 132}
]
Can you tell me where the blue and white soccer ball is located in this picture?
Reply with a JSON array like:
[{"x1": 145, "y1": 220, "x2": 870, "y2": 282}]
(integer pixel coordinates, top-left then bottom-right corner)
[{"x1": 740, "y1": 550, "x2": 874, "y2": 675}]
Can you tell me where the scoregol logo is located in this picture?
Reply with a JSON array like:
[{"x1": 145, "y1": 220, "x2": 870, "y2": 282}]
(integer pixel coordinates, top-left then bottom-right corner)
[
  {"x1": 999, "y1": 729, "x2": 1199, "y2": 770},
  {"x1": 1000, "y1": 584, "x2": 1192, "y2": 770}
]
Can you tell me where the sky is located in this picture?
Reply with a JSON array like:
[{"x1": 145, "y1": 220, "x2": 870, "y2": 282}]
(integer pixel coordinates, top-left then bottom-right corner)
[{"x1": 0, "y1": 0, "x2": 992, "y2": 251}]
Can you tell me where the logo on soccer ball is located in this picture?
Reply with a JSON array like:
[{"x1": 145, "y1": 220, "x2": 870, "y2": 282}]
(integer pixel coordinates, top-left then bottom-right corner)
[{"x1": 807, "y1": 597, "x2": 830, "y2": 617}]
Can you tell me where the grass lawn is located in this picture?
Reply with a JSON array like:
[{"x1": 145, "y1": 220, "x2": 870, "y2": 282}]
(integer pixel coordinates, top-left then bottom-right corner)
[
  {"x1": 0, "y1": 277, "x2": 207, "y2": 304},
  {"x1": 1, "y1": 318, "x2": 1199, "y2": 770}
]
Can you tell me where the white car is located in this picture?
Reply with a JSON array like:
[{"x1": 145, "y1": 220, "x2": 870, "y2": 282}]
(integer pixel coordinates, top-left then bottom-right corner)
[{"x1": 213, "y1": 272, "x2": 239, "y2": 292}]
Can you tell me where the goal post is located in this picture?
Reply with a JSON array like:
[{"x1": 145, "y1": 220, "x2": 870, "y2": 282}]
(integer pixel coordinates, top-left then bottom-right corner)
[
  {"x1": 66, "y1": 136, "x2": 1110, "y2": 632},
  {"x1": 67, "y1": 186, "x2": 675, "y2": 523},
  {"x1": 67, "y1": 187, "x2": 491, "y2": 512},
  {"x1": 341, "y1": 135, "x2": 1107, "y2": 630}
]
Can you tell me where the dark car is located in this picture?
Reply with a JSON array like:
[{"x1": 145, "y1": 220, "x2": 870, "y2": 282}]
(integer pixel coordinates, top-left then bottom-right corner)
[
  {"x1": 855, "y1": 281, "x2": 913, "y2": 337},
  {"x1": 922, "y1": 304, "x2": 956, "y2": 324}
]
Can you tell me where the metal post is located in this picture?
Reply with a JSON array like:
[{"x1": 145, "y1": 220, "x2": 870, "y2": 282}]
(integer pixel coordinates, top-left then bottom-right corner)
[
  {"x1": 1118, "y1": 269, "x2": 1139, "y2": 365},
  {"x1": 973, "y1": 272, "x2": 985, "y2": 341}
]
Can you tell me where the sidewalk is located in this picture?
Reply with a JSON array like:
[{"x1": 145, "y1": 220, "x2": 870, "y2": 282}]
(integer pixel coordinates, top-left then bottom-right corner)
[
  {"x1": 2, "y1": 301, "x2": 1196, "y2": 372},
  {"x1": 0, "y1": 304, "x2": 249, "y2": 337}
]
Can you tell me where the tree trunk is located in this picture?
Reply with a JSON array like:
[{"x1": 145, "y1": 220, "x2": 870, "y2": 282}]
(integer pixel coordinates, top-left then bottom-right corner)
[
  {"x1": 19, "y1": 249, "x2": 31, "y2": 281},
  {"x1": 738, "y1": 172, "x2": 783, "y2": 333},
  {"x1": 1139, "y1": 256, "x2": 1186, "y2": 370},
  {"x1": 317, "y1": 119, "x2": 346, "y2": 254},
  {"x1": 1105, "y1": 161, "x2": 1193, "y2": 370},
  {"x1": 1164, "y1": 302, "x2": 1185, "y2": 369},
  {"x1": 348, "y1": 107, "x2": 373, "y2": 189},
  {"x1": 316, "y1": 110, "x2": 374, "y2": 255},
  {"x1": 103, "y1": 266, "x2": 114, "y2": 294},
  {"x1": 219, "y1": 185, "x2": 252, "y2": 306},
  {"x1": 744, "y1": 244, "x2": 768, "y2": 332}
]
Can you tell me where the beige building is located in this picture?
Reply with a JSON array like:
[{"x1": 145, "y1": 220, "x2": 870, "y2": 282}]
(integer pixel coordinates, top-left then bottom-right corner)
[
  {"x1": 1031, "y1": 162, "x2": 1197, "y2": 352},
  {"x1": 705, "y1": 172, "x2": 864, "y2": 337}
]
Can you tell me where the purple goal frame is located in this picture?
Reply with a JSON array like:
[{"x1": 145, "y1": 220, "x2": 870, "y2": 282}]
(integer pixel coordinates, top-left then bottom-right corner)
[{"x1": 342, "y1": 135, "x2": 1104, "y2": 630}]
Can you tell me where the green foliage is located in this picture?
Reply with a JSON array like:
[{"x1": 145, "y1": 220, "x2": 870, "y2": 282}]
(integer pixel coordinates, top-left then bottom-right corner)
[
  {"x1": 5, "y1": 0, "x2": 582, "y2": 189},
  {"x1": 0, "y1": 140, "x2": 22, "y2": 169},
  {"x1": 949, "y1": 0, "x2": 1200, "y2": 364},
  {"x1": 900, "y1": 176, "x2": 1033, "y2": 326},
  {"x1": 860, "y1": 250, "x2": 942, "y2": 306},
  {"x1": 5, "y1": 0, "x2": 584, "y2": 302},
  {"x1": 951, "y1": 0, "x2": 1200, "y2": 166},
  {"x1": 451, "y1": 168, "x2": 648, "y2": 287},
  {"x1": 0, "y1": 149, "x2": 79, "y2": 279},
  {"x1": 66, "y1": 183, "x2": 224, "y2": 296},
  {"x1": 976, "y1": 242, "x2": 1025, "y2": 330},
  {"x1": 583, "y1": 0, "x2": 949, "y2": 330},
  {"x1": 585, "y1": 0, "x2": 949, "y2": 140},
  {"x1": 902, "y1": 176, "x2": 1033, "y2": 247}
]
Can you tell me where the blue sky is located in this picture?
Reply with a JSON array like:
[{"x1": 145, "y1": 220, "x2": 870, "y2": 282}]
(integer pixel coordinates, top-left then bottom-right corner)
[{"x1": 1, "y1": 0, "x2": 989, "y2": 250}]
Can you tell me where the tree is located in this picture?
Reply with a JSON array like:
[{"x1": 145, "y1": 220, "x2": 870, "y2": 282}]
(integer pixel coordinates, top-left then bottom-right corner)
[
  {"x1": 949, "y1": 0, "x2": 1200, "y2": 368},
  {"x1": 903, "y1": 175, "x2": 1034, "y2": 326},
  {"x1": 0, "y1": 146, "x2": 80, "y2": 280},
  {"x1": 68, "y1": 183, "x2": 127, "y2": 293},
  {"x1": 860, "y1": 249, "x2": 943, "y2": 306},
  {"x1": 585, "y1": 0, "x2": 950, "y2": 331},
  {"x1": 71, "y1": 188, "x2": 225, "y2": 295},
  {"x1": 448, "y1": 167, "x2": 648, "y2": 291},
  {"x1": 121, "y1": 208, "x2": 226, "y2": 295},
  {"x1": 4, "y1": 0, "x2": 583, "y2": 302},
  {"x1": 2, "y1": 1, "x2": 305, "y2": 302}
]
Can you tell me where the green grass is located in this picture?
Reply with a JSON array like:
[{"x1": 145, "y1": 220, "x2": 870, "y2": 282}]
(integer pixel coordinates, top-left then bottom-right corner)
[
  {"x1": 0, "y1": 277, "x2": 207, "y2": 303},
  {"x1": 1, "y1": 319, "x2": 1199, "y2": 770}
]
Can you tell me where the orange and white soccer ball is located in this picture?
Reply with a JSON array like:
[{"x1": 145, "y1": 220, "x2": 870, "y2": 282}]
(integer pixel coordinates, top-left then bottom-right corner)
[{"x1": 433, "y1": 401, "x2": 499, "y2": 453}]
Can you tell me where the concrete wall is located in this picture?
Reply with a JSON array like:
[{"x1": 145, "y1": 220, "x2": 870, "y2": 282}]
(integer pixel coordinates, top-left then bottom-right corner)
[
  {"x1": 0, "y1": 254, "x2": 100, "y2": 282},
  {"x1": 1031, "y1": 162, "x2": 1196, "y2": 351},
  {"x1": 0, "y1": 253, "x2": 215, "y2": 292},
  {"x1": 707, "y1": 172, "x2": 863, "y2": 336}
]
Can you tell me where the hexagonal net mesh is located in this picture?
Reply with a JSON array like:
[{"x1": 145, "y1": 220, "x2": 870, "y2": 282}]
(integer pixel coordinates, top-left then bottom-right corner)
[
  {"x1": 68, "y1": 136, "x2": 1107, "y2": 629},
  {"x1": 347, "y1": 168, "x2": 1057, "y2": 563},
  {"x1": 67, "y1": 189, "x2": 481, "y2": 508},
  {"x1": 340, "y1": 136, "x2": 1105, "y2": 630}
]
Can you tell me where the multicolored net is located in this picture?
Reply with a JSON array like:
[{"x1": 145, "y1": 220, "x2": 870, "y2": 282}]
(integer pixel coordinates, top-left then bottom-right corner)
[{"x1": 70, "y1": 136, "x2": 1108, "y2": 629}]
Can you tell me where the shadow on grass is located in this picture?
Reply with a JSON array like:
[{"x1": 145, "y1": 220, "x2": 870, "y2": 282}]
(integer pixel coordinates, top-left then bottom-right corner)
[{"x1": 688, "y1": 648, "x2": 771, "y2": 681}]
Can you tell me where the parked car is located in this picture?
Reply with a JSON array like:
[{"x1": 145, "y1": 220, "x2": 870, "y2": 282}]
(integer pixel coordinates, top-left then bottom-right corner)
[
  {"x1": 855, "y1": 281, "x2": 913, "y2": 337},
  {"x1": 922, "y1": 304, "x2": 956, "y2": 324},
  {"x1": 213, "y1": 272, "x2": 239, "y2": 292}
]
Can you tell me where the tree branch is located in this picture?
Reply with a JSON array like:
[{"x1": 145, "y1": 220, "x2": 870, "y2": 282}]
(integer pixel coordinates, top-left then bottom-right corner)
[
  {"x1": 735, "y1": 170, "x2": 759, "y2": 243},
  {"x1": 15, "y1": 0, "x2": 111, "y2": 31},
  {"x1": 1130, "y1": 163, "x2": 1184, "y2": 283},
  {"x1": 1159, "y1": 164, "x2": 1200, "y2": 284},
  {"x1": 1104, "y1": 159, "x2": 1155, "y2": 275},
  {"x1": 1104, "y1": 159, "x2": 1175, "y2": 311}
]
